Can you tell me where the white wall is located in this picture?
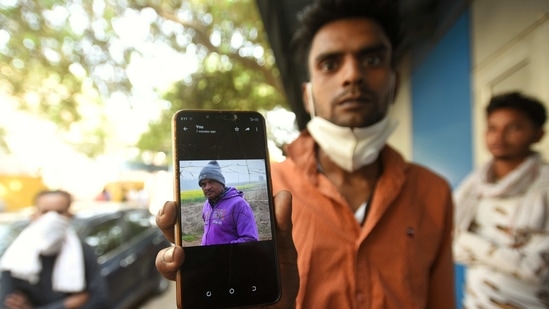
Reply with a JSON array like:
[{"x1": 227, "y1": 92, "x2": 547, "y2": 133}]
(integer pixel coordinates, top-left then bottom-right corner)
[
  {"x1": 388, "y1": 54, "x2": 413, "y2": 160},
  {"x1": 472, "y1": 0, "x2": 549, "y2": 166}
]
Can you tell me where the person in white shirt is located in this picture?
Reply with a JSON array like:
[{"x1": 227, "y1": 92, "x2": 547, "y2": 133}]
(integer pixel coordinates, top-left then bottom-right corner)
[{"x1": 454, "y1": 91, "x2": 549, "y2": 308}]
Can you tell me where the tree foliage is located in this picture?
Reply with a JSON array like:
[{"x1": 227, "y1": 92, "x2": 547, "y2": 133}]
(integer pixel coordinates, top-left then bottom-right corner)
[{"x1": 0, "y1": 0, "x2": 288, "y2": 160}]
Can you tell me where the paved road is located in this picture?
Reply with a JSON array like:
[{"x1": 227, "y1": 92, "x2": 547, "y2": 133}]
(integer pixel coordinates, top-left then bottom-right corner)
[{"x1": 139, "y1": 281, "x2": 177, "y2": 309}]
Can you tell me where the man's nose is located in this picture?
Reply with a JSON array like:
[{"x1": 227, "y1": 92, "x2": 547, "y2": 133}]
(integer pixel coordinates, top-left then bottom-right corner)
[
  {"x1": 342, "y1": 57, "x2": 365, "y2": 86},
  {"x1": 490, "y1": 129, "x2": 507, "y2": 143}
]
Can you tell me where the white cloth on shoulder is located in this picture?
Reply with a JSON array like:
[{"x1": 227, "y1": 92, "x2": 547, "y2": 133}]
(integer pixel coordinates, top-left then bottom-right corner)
[
  {"x1": 454, "y1": 152, "x2": 548, "y2": 232},
  {"x1": 0, "y1": 211, "x2": 86, "y2": 292}
]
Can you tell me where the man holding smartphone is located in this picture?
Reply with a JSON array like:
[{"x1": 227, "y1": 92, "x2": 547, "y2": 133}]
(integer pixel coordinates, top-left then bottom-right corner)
[
  {"x1": 198, "y1": 160, "x2": 259, "y2": 245},
  {"x1": 156, "y1": 0, "x2": 456, "y2": 308}
]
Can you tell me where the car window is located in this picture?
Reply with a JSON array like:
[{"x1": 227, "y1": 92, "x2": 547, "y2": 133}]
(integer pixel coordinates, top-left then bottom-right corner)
[
  {"x1": 83, "y1": 218, "x2": 123, "y2": 257},
  {"x1": 0, "y1": 221, "x2": 28, "y2": 257},
  {"x1": 0, "y1": 224, "x2": 15, "y2": 256},
  {"x1": 124, "y1": 210, "x2": 152, "y2": 241}
]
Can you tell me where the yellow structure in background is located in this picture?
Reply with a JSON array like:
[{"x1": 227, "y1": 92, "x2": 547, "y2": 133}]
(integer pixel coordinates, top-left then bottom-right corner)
[{"x1": 0, "y1": 175, "x2": 47, "y2": 211}]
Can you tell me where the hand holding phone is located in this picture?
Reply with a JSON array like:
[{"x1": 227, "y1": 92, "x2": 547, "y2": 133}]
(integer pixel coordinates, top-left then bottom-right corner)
[
  {"x1": 172, "y1": 110, "x2": 283, "y2": 308},
  {"x1": 154, "y1": 190, "x2": 298, "y2": 309}
]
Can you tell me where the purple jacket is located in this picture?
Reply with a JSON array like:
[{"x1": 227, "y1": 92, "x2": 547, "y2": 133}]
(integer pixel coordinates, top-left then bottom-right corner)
[{"x1": 201, "y1": 187, "x2": 259, "y2": 245}]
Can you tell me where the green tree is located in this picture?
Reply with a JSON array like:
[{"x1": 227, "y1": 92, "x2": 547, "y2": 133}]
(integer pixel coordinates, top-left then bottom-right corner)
[{"x1": 0, "y1": 0, "x2": 288, "y2": 160}]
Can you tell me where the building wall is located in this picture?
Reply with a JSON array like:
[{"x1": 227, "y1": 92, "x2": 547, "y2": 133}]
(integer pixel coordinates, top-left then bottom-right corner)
[
  {"x1": 387, "y1": 55, "x2": 413, "y2": 161},
  {"x1": 410, "y1": 11, "x2": 473, "y2": 189},
  {"x1": 471, "y1": 0, "x2": 549, "y2": 166},
  {"x1": 408, "y1": 1, "x2": 549, "y2": 308}
]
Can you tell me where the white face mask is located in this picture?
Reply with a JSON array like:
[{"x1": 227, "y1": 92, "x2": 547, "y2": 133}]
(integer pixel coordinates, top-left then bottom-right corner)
[
  {"x1": 305, "y1": 82, "x2": 398, "y2": 172},
  {"x1": 33, "y1": 211, "x2": 71, "y2": 255}
]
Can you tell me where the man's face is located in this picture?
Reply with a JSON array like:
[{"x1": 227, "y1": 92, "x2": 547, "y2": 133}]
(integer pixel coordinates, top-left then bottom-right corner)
[
  {"x1": 306, "y1": 18, "x2": 395, "y2": 128},
  {"x1": 485, "y1": 108, "x2": 543, "y2": 160},
  {"x1": 199, "y1": 179, "x2": 225, "y2": 200},
  {"x1": 35, "y1": 193, "x2": 72, "y2": 219}
]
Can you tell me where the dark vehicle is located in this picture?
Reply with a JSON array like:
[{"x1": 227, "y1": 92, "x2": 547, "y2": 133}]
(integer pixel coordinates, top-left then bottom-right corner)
[
  {"x1": 72, "y1": 206, "x2": 171, "y2": 309},
  {"x1": 0, "y1": 211, "x2": 31, "y2": 257},
  {"x1": 0, "y1": 206, "x2": 171, "y2": 309}
]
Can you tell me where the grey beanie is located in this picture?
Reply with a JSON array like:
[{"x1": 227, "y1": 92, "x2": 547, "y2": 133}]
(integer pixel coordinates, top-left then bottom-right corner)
[{"x1": 198, "y1": 161, "x2": 225, "y2": 186}]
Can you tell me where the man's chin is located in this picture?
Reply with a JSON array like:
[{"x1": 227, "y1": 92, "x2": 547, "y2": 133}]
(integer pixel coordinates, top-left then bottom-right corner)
[
  {"x1": 491, "y1": 153, "x2": 525, "y2": 161},
  {"x1": 338, "y1": 113, "x2": 383, "y2": 128}
]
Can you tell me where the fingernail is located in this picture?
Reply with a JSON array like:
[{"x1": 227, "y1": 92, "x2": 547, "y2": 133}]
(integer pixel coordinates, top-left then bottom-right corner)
[
  {"x1": 159, "y1": 201, "x2": 170, "y2": 216},
  {"x1": 163, "y1": 247, "x2": 175, "y2": 263}
]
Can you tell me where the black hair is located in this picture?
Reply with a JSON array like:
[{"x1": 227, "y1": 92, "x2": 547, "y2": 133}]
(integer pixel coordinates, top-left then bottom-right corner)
[
  {"x1": 291, "y1": 0, "x2": 402, "y2": 67},
  {"x1": 486, "y1": 92, "x2": 547, "y2": 128},
  {"x1": 34, "y1": 189, "x2": 73, "y2": 208}
]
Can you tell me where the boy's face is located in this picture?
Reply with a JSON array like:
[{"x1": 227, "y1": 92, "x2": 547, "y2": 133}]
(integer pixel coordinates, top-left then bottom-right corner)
[
  {"x1": 485, "y1": 107, "x2": 544, "y2": 160},
  {"x1": 305, "y1": 17, "x2": 395, "y2": 128}
]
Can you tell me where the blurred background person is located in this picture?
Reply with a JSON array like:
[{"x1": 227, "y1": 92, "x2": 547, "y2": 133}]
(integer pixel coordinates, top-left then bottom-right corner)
[
  {"x1": 94, "y1": 187, "x2": 111, "y2": 202},
  {"x1": 0, "y1": 189, "x2": 109, "y2": 309},
  {"x1": 453, "y1": 92, "x2": 549, "y2": 308}
]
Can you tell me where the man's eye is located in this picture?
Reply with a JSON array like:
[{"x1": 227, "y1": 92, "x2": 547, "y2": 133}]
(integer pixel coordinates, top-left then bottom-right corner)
[
  {"x1": 363, "y1": 55, "x2": 382, "y2": 66},
  {"x1": 319, "y1": 60, "x2": 338, "y2": 71}
]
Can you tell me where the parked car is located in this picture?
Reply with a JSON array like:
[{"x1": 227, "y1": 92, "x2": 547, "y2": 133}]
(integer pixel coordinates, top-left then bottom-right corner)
[
  {"x1": 0, "y1": 210, "x2": 31, "y2": 257},
  {"x1": 0, "y1": 205, "x2": 171, "y2": 309},
  {"x1": 72, "y1": 206, "x2": 171, "y2": 309}
]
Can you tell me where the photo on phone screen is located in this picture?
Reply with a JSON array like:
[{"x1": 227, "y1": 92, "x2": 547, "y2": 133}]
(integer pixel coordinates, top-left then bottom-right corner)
[
  {"x1": 172, "y1": 110, "x2": 280, "y2": 309},
  {"x1": 179, "y1": 159, "x2": 272, "y2": 247}
]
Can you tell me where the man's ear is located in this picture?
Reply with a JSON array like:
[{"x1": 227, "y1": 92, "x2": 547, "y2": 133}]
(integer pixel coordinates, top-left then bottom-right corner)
[
  {"x1": 533, "y1": 129, "x2": 545, "y2": 143},
  {"x1": 391, "y1": 72, "x2": 400, "y2": 104}
]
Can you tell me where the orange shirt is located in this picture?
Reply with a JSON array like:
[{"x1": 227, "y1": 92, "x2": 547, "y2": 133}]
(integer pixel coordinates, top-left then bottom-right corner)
[{"x1": 271, "y1": 132, "x2": 456, "y2": 309}]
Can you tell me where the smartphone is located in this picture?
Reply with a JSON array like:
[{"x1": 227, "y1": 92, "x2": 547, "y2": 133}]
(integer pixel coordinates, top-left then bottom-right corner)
[{"x1": 172, "y1": 110, "x2": 280, "y2": 309}]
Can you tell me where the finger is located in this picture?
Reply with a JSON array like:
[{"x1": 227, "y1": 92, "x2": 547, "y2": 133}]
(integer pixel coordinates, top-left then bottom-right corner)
[
  {"x1": 155, "y1": 246, "x2": 185, "y2": 281},
  {"x1": 272, "y1": 190, "x2": 299, "y2": 309},
  {"x1": 156, "y1": 201, "x2": 177, "y2": 243},
  {"x1": 4, "y1": 293, "x2": 25, "y2": 309},
  {"x1": 273, "y1": 190, "x2": 293, "y2": 236}
]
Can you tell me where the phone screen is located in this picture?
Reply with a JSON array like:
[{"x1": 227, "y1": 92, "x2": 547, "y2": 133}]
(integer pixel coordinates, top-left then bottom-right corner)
[{"x1": 172, "y1": 110, "x2": 280, "y2": 308}]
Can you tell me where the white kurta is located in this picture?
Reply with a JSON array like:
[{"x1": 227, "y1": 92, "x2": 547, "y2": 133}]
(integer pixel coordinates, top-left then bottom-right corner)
[{"x1": 453, "y1": 153, "x2": 549, "y2": 309}]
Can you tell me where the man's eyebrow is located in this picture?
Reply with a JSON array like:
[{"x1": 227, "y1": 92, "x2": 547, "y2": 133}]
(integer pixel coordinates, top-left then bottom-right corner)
[
  {"x1": 314, "y1": 43, "x2": 389, "y2": 63},
  {"x1": 357, "y1": 43, "x2": 389, "y2": 56}
]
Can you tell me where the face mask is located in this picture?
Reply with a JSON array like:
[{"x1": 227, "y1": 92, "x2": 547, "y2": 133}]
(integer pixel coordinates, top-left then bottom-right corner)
[
  {"x1": 33, "y1": 211, "x2": 70, "y2": 255},
  {"x1": 305, "y1": 82, "x2": 398, "y2": 172}
]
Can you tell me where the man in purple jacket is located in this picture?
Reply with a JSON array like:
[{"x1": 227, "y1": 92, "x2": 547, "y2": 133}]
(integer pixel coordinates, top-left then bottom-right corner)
[{"x1": 198, "y1": 160, "x2": 259, "y2": 245}]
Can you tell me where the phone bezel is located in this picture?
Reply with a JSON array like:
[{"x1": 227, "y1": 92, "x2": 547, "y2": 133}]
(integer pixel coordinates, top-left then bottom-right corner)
[{"x1": 172, "y1": 109, "x2": 281, "y2": 309}]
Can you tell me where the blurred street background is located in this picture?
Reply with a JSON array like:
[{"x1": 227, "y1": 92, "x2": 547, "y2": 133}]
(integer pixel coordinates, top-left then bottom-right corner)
[
  {"x1": 139, "y1": 281, "x2": 177, "y2": 309},
  {"x1": 0, "y1": 1, "x2": 296, "y2": 308}
]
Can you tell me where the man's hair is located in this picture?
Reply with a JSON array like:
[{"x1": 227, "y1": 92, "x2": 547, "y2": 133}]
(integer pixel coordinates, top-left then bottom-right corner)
[
  {"x1": 34, "y1": 189, "x2": 73, "y2": 208},
  {"x1": 486, "y1": 92, "x2": 547, "y2": 128},
  {"x1": 291, "y1": 0, "x2": 402, "y2": 66}
]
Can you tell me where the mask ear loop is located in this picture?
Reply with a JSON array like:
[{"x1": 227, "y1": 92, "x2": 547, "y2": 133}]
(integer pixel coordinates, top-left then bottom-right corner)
[
  {"x1": 306, "y1": 82, "x2": 324, "y2": 173},
  {"x1": 306, "y1": 82, "x2": 316, "y2": 117}
]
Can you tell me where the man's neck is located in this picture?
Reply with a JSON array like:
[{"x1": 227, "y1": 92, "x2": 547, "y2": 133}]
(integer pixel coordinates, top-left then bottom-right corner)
[
  {"x1": 317, "y1": 150, "x2": 381, "y2": 179},
  {"x1": 490, "y1": 155, "x2": 531, "y2": 181},
  {"x1": 317, "y1": 148, "x2": 381, "y2": 212}
]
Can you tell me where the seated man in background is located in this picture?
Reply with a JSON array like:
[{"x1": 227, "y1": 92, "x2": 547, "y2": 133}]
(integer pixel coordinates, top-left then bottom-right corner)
[{"x1": 0, "y1": 189, "x2": 109, "y2": 309}]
